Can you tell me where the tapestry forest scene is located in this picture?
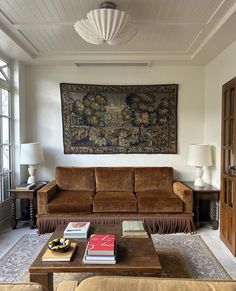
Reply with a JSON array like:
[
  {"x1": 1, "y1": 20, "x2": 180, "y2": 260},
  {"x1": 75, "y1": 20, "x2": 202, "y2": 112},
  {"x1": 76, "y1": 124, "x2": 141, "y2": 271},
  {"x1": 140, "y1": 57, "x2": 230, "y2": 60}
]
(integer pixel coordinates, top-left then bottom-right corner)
[{"x1": 60, "y1": 83, "x2": 178, "y2": 154}]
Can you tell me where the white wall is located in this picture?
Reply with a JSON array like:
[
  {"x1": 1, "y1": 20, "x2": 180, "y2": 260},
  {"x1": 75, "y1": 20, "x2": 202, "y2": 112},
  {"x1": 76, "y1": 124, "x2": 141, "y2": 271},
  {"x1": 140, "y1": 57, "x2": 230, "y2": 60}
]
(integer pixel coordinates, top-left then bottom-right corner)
[
  {"x1": 23, "y1": 65, "x2": 205, "y2": 181},
  {"x1": 204, "y1": 40, "x2": 236, "y2": 187}
]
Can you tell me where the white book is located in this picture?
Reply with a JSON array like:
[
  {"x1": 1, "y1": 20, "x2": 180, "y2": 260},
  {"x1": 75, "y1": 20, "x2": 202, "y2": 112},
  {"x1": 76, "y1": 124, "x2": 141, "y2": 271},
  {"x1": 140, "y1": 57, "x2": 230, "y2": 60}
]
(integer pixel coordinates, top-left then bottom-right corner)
[
  {"x1": 122, "y1": 220, "x2": 145, "y2": 232},
  {"x1": 122, "y1": 233, "x2": 148, "y2": 238},
  {"x1": 64, "y1": 222, "x2": 90, "y2": 233},
  {"x1": 83, "y1": 258, "x2": 116, "y2": 264},
  {"x1": 85, "y1": 254, "x2": 116, "y2": 261},
  {"x1": 64, "y1": 232, "x2": 88, "y2": 239}
]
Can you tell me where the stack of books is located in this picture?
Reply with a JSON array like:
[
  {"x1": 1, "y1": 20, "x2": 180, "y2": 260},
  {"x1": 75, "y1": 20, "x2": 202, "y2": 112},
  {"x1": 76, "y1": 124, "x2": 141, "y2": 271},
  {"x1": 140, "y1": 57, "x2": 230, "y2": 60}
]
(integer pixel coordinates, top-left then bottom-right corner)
[
  {"x1": 122, "y1": 220, "x2": 148, "y2": 238},
  {"x1": 16, "y1": 182, "x2": 36, "y2": 190},
  {"x1": 63, "y1": 222, "x2": 90, "y2": 238},
  {"x1": 83, "y1": 234, "x2": 116, "y2": 264}
]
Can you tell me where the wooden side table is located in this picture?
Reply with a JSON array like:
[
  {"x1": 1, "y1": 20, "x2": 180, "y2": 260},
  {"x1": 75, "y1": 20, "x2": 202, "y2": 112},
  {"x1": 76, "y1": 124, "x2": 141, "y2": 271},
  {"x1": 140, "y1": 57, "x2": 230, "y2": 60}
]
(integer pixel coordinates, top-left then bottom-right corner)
[
  {"x1": 9, "y1": 183, "x2": 46, "y2": 229},
  {"x1": 183, "y1": 181, "x2": 220, "y2": 230}
]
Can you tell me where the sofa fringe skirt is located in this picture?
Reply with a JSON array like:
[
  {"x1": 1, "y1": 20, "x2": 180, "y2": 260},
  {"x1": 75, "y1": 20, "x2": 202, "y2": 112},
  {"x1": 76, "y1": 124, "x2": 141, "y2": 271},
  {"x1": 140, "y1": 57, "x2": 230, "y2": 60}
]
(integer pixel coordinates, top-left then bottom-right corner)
[{"x1": 37, "y1": 214, "x2": 196, "y2": 235}]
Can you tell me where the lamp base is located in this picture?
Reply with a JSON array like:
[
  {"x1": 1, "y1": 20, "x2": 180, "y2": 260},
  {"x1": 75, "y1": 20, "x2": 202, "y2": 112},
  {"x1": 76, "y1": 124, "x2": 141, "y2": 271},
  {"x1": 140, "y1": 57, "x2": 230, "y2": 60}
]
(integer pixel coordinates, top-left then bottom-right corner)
[
  {"x1": 194, "y1": 178, "x2": 205, "y2": 187},
  {"x1": 27, "y1": 175, "x2": 35, "y2": 184},
  {"x1": 194, "y1": 166, "x2": 205, "y2": 187},
  {"x1": 27, "y1": 165, "x2": 36, "y2": 184}
]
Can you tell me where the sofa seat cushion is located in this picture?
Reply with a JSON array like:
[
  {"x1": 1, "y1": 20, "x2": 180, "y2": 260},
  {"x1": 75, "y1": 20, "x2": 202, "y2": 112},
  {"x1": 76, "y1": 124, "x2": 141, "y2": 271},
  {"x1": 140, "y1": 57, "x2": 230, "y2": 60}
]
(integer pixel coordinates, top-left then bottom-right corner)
[
  {"x1": 136, "y1": 191, "x2": 183, "y2": 213},
  {"x1": 93, "y1": 191, "x2": 137, "y2": 212},
  {"x1": 95, "y1": 168, "x2": 133, "y2": 192},
  {"x1": 48, "y1": 191, "x2": 93, "y2": 213}
]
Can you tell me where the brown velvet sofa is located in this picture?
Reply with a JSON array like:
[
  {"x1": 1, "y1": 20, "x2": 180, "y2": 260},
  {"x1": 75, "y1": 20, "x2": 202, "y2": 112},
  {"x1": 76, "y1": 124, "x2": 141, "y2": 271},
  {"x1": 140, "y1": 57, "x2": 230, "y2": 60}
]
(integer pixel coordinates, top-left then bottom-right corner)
[{"x1": 37, "y1": 167, "x2": 195, "y2": 234}]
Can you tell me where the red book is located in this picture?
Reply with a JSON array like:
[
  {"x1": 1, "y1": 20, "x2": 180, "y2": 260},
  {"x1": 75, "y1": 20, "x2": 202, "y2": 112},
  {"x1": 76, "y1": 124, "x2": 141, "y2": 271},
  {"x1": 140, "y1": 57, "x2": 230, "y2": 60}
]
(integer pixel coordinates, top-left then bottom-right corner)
[
  {"x1": 89, "y1": 234, "x2": 115, "y2": 243},
  {"x1": 87, "y1": 234, "x2": 115, "y2": 255}
]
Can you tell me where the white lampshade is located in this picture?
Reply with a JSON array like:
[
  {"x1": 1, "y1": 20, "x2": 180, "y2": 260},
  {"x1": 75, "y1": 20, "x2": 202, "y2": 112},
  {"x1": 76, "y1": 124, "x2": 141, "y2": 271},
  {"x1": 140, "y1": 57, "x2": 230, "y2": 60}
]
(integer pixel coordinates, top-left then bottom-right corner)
[
  {"x1": 188, "y1": 144, "x2": 212, "y2": 167},
  {"x1": 20, "y1": 142, "x2": 44, "y2": 165}
]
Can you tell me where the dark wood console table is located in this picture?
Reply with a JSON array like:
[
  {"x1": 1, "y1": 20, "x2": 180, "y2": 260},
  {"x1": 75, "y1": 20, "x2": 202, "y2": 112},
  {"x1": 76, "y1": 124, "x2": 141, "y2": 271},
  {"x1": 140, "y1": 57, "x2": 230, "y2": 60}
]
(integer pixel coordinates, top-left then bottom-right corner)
[
  {"x1": 183, "y1": 182, "x2": 220, "y2": 230},
  {"x1": 9, "y1": 183, "x2": 46, "y2": 229}
]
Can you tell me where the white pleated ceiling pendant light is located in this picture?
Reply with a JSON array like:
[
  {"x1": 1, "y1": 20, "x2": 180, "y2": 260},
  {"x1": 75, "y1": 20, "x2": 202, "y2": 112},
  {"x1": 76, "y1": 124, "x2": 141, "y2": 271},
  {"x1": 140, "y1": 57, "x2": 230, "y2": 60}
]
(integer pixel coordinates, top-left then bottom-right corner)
[{"x1": 74, "y1": 1, "x2": 137, "y2": 45}]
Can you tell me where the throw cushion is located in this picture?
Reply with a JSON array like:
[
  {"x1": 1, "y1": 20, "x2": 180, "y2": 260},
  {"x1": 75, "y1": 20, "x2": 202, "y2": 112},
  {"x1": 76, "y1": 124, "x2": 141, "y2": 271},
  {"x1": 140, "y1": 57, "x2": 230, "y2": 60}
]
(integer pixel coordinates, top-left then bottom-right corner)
[
  {"x1": 136, "y1": 191, "x2": 183, "y2": 213},
  {"x1": 95, "y1": 168, "x2": 134, "y2": 192},
  {"x1": 55, "y1": 167, "x2": 95, "y2": 191},
  {"x1": 93, "y1": 191, "x2": 137, "y2": 212},
  {"x1": 134, "y1": 167, "x2": 173, "y2": 192},
  {"x1": 48, "y1": 190, "x2": 93, "y2": 213}
]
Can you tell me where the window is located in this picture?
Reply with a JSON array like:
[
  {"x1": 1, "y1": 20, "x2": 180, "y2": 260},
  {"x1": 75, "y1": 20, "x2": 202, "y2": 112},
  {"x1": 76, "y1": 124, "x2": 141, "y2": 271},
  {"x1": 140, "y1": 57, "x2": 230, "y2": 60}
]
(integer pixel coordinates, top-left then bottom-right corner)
[{"x1": 0, "y1": 58, "x2": 11, "y2": 202}]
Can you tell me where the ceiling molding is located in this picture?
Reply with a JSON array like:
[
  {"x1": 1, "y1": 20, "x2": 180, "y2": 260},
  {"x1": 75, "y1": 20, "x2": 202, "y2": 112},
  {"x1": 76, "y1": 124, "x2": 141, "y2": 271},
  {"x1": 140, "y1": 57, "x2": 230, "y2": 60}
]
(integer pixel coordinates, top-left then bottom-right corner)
[
  {"x1": 0, "y1": 0, "x2": 235, "y2": 65},
  {"x1": 0, "y1": 9, "x2": 37, "y2": 58},
  {"x1": 12, "y1": 21, "x2": 208, "y2": 30},
  {"x1": 35, "y1": 51, "x2": 191, "y2": 61},
  {"x1": 75, "y1": 61, "x2": 152, "y2": 67},
  {"x1": 0, "y1": 21, "x2": 36, "y2": 59},
  {"x1": 206, "y1": 0, "x2": 225, "y2": 24},
  {"x1": 192, "y1": 1, "x2": 236, "y2": 59}
]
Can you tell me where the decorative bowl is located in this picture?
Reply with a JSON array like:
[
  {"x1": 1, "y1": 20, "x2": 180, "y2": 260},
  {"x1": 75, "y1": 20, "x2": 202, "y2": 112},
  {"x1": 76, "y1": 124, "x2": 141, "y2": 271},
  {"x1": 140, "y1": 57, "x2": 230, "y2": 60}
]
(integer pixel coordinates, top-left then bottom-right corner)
[{"x1": 48, "y1": 238, "x2": 71, "y2": 252}]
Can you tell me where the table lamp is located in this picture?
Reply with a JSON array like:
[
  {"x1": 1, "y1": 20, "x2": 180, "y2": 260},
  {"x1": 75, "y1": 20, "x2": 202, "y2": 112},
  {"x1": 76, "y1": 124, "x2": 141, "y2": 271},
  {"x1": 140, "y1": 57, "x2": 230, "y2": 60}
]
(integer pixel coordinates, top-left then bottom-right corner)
[
  {"x1": 20, "y1": 142, "x2": 44, "y2": 184},
  {"x1": 187, "y1": 144, "x2": 212, "y2": 187}
]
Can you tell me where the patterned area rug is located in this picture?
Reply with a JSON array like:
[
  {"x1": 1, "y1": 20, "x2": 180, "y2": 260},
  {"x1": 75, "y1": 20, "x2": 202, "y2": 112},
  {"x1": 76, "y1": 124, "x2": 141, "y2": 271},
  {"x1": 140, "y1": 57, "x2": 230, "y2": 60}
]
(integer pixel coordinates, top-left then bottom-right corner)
[
  {"x1": 152, "y1": 234, "x2": 231, "y2": 279},
  {"x1": 0, "y1": 233, "x2": 230, "y2": 286}
]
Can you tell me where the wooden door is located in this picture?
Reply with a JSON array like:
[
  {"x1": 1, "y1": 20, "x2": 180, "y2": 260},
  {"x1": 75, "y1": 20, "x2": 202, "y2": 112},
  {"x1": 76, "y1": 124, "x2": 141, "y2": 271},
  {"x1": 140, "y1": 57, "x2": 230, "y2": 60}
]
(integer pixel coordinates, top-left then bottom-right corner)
[{"x1": 220, "y1": 77, "x2": 236, "y2": 255}]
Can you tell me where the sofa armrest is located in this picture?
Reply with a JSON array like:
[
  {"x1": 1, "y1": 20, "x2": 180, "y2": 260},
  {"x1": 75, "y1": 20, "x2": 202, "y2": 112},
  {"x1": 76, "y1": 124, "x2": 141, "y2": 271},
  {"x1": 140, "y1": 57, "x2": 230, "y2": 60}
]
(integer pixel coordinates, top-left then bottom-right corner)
[
  {"x1": 173, "y1": 181, "x2": 193, "y2": 213},
  {"x1": 37, "y1": 180, "x2": 58, "y2": 215},
  {"x1": 56, "y1": 281, "x2": 79, "y2": 291}
]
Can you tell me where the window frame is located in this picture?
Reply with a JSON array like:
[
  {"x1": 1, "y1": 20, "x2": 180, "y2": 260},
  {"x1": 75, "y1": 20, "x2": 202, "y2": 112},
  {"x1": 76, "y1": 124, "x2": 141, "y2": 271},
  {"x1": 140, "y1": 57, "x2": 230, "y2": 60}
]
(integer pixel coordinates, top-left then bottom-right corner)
[{"x1": 0, "y1": 57, "x2": 12, "y2": 203}]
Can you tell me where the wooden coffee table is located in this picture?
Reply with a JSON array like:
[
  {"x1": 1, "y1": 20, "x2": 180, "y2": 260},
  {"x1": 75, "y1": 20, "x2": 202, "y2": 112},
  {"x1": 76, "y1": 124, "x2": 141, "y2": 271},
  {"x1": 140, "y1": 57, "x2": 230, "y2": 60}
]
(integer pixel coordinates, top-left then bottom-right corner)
[{"x1": 29, "y1": 224, "x2": 162, "y2": 291}]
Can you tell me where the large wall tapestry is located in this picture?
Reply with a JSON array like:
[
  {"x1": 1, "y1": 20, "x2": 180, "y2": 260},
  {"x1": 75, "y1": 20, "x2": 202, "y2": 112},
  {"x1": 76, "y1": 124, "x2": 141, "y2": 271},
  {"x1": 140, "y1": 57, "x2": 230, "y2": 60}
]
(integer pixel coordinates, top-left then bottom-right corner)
[{"x1": 60, "y1": 83, "x2": 178, "y2": 154}]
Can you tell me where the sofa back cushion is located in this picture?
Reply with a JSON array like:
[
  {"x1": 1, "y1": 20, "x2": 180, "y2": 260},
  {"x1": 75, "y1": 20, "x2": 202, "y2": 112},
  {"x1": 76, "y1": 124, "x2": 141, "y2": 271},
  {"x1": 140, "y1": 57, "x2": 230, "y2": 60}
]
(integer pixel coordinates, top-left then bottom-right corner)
[
  {"x1": 95, "y1": 168, "x2": 133, "y2": 192},
  {"x1": 55, "y1": 167, "x2": 95, "y2": 191},
  {"x1": 134, "y1": 167, "x2": 173, "y2": 192}
]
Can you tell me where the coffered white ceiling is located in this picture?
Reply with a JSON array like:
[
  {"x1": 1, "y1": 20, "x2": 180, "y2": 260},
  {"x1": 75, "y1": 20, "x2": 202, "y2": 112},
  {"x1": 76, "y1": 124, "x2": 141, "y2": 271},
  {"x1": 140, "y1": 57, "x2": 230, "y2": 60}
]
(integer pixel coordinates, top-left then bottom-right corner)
[{"x1": 0, "y1": 0, "x2": 236, "y2": 65}]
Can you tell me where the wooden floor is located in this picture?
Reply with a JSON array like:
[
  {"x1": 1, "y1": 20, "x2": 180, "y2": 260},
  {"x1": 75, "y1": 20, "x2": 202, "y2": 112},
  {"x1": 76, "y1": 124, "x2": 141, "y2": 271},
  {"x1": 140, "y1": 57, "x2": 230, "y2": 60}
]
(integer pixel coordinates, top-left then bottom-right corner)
[{"x1": 0, "y1": 220, "x2": 236, "y2": 279}]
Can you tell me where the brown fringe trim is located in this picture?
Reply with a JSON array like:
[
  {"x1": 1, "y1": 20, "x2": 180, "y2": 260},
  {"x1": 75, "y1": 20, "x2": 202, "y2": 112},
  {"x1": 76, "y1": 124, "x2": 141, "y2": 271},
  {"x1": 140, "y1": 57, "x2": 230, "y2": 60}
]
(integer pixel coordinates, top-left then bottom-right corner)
[
  {"x1": 144, "y1": 217, "x2": 196, "y2": 234},
  {"x1": 37, "y1": 216, "x2": 196, "y2": 235}
]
